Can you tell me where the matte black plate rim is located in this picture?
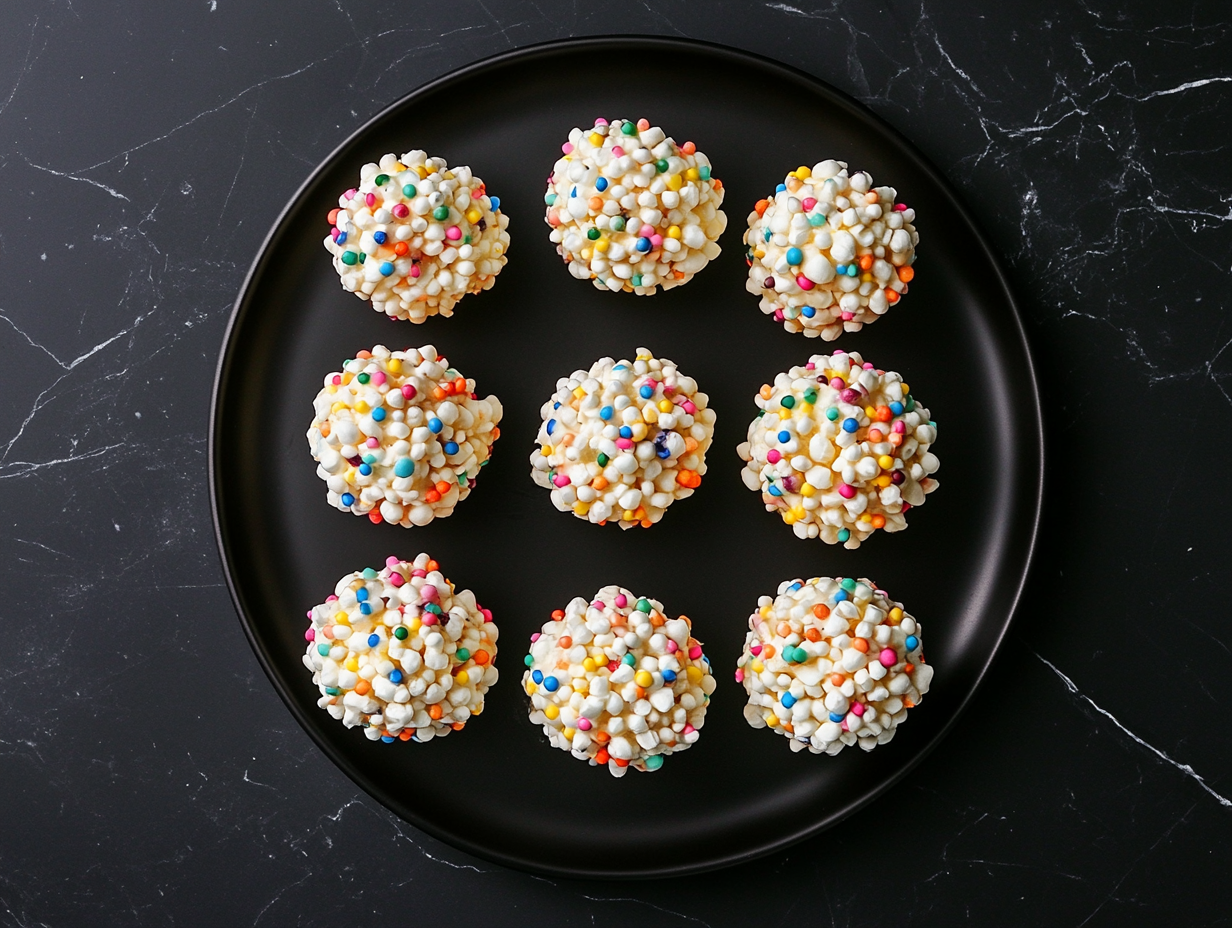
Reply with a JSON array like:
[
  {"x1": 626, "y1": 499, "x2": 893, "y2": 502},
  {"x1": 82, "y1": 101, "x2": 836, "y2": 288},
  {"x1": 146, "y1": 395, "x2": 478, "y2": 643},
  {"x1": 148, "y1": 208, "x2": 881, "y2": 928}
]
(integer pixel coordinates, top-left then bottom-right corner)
[{"x1": 209, "y1": 34, "x2": 1044, "y2": 879}]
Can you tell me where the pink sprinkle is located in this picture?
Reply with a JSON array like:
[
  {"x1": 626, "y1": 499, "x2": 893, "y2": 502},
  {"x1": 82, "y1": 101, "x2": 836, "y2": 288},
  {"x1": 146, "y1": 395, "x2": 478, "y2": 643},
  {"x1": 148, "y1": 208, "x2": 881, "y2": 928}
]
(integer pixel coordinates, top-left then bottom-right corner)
[
  {"x1": 683, "y1": 724, "x2": 695, "y2": 735},
  {"x1": 774, "y1": 309, "x2": 785, "y2": 321},
  {"x1": 734, "y1": 669, "x2": 744, "y2": 683},
  {"x1": 893, "y1": 202, "x2": 907, "y2": 211},
  {"x1": 389, "y1": 572, "x2": 404, "y2": 588},
  {"x1": 386, "y1": 555, "x2": 400, "y2": 566},
  {"x1": 531, "y1": 632, "x2": 541, "y2": 641},
  {"x1": 863, "y1": 362, "x2": 874, "y2": 370},
  {"x1": 805, "y1": 362, "x2": 816, "y2": 370},
  {"x1": 421, "y1": 614, "x2": 437, "y2": 626},
  {"x1": 841, "y1": 720, "x2": 849, "y2": 731},
  {"x1": 594, "y1": 117, "x2": 609, "y2": 126},
  {"x1": 372, "y1": 372, "x2": 386, "y2": 386},
  {"x1": 304, "y1": 628, "x2": 315, "y2": 641},
  {"x1": 688, "y1": 645, "x2": 702, "y2": 660},
  {"x1": 411, "y1": 568, "x2": 427, "y2": 578},
  {"x1": 592, "y1": 600, "x2": 605, "y2": 609},
  {"x1": 615, "y1": 594, "x2": 627, "y2": 608},
  {"x1": 326, "y1": 595, "x2": 338, "y2": 602},
  {"x1": 331, "y1": 375, "x2": 342, "y2": 385},
  {"x1": 682, "y1": 400, "x2": 696, "y2": 414},
  {"x1": 481, "y1": 607, "x2": 493, "y2": 623},
  {"x1": 851, "y1": 702, "x2": 865, "y2": 717},
  {"x1": 552, "y1": 474, "x2": 571, "y2": 487},
  {"x1": 830, "y1": 377, "x2": 846, "y2": 389},
  {"x1": 410, "y1": 265, "x2": 421, "y2": 278},
  {"x1": 577, "y1": 717, "x2": 592, "y2": 731},
  {"x1": 893, "y1": 420, "x2": 906, "y2": 433},
  {"x1": 766, "y1": 449, "x2": 782, "y2": 464},
  {"x1": 650, "y1": 234, "x2": 663, "y2": 248},
  {"x1": 365, "y1": 192, "x2": 376, "y2": 208},
  {"x1": 841, "y1": 311, "x2": 855, "y2": 321},
  {"x1": 615, "y1": 438, "x2": 633, "y2": 450},
  {"x1": 750, "y1": 645, "x2": 762, "y2": 656},
  {"x1": 879, "y1": 648, "x2": 897, "y2": 667},
  {"x1": 446, "y1": 225, "x2": 462, "y2": 241},
  {"x1": 365, "y1": 437, "x2": 379, "y2": 448},
  {"x1": 401, "y1": 385, "x2": 417, "y2": 399},
  {"x1": 639, "y1": 223, "x2": 654, "y2": 238},
  {"x1": 838, "y1": 484, "x2": 856, "y2": 499},
  {"x1": 802, "y1": 197, "x2": 817, "y2": 211},
  {"x1": 331, "y1": 227, "x2": 340, "y2": 242},
  {"x1": 796, "y1": 275, "x2": 815, "y2": 291},
  {"x1": 611, "y1": 146, "x2": 624, "y2": 157},
  {"x1": 666, "y1": 640, "x2": 679, "y2": 653},
  {"x1": 392, "y1": 203, "x2": 409, "y2": 218},
  {"x1": 420, "y1": 584, "x2": 438, "y2": 602},
  {"x1": 306, "y1": 610, "x2": 313, "y2": 619},
  {"x1": 562, "y1": 142, "x2": 574, "y2": 154}
]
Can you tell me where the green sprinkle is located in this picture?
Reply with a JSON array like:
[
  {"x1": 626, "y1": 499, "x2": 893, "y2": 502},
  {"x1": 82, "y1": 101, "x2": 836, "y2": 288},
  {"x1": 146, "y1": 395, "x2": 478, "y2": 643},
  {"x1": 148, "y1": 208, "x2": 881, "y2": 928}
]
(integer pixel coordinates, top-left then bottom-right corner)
[
  {"x1": 622, "y1": 121, "x2": 636, "y2": 135},
  {"x1": 402, "y1": 183, "x2": 417, "y2": 198},
  {"x1": 341, "y1": 251, "x2": 358, "y2": 266},
  {"x1": 632, "y1": 274, "x2": 643, "y2": 287},
  {"x1": 622, "y1": 653, "x2": 637, "y2": 666},
  {"x1": 362, "y1": 568, "x2": 377, "y2": 579},
  {"x1": 544, "y1": 192, "x2": 557, "y2": 205},
  {"x1": 826, "y1": 407, "x2": 840, "y2": 421},
  {"x1": 432, "y1": 206, "x2": 450, "y2": 221},
  {"x1": 655, "y1": 159, "x2": 669, "y2": 173},
  {"x1": 841, "y1": 577, "x2": 857, "y2": 592},
  {"x1": 906, "y1": 396, "x2": 916, "y2": 412},
  {"x1": 524, "y1": 654, "x2": 535, "y2": 667},
  {"x1": 317, "y1": 643, "x2": 330, "y2": 656},
  {"x1": 635, "y1": 598, "x2": 651, "y2": 613},
  {"x1": 781, "y1": 395, "x2": 795, "y2": 409},
  {"x1": 804, "y1": 391, "x2": 818, "y2": 404},
  {"x1": 374, "y1": 173, "x2": 389, "y2": 186},
  {"x1": 597, "y1": 452, "x2": 609, "y2": 466},
  {"x1": 456, "y1": 648, "x2": 471, "y2": 661},
  {"x1": 644, "y1": 754, "x2": 664, "y2": 770},
  {"x1": 699, "y1": 166, "x2": 711, "y2": 181},
  {"x1": 587, "y1": 228, "x2": 600, "y2": 240},
  {"x1": 325, "y1": 686, "x2": 341, "y2": 696},
  {"x1": 357, "y1": 373, "x2": 370, "y2": 384},
  {"x1": 611, "y1": 217, "x2": 625, "y2": 232},
  {"x1": 394, "y1": 627, "x2": 409, "y2": 640}
]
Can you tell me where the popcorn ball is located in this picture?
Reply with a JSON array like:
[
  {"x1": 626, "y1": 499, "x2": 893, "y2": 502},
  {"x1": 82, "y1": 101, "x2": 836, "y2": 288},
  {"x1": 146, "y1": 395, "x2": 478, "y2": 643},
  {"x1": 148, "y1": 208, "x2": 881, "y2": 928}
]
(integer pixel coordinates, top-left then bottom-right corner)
[
  {"x1": 545, "y1": 117, "x2": 727, "y2": 295},
  {"x1": 302, "y1": 554, "x2": 499, "y2": 743},
  {"x1": 737, "y1": 349, "x2": 938, "y2": 548},
  {"x1": 307, "y1": 344, "x2": 502, "y2": 527},
  {"x1": 522, "y1": 586, "x2": 716, "y2": 777},
  {"x1": 530, "y1": 348, "x2": 716, "y2": 529},
  {"x1": 324, "y1": 150, "x2": 510, "y2": 322},
  {"x1": 736, "y1": 576, "x2": 933, "y2": 755},
  {"x1": 744, "y1": 160, "x2": 918, "y2": 339}
]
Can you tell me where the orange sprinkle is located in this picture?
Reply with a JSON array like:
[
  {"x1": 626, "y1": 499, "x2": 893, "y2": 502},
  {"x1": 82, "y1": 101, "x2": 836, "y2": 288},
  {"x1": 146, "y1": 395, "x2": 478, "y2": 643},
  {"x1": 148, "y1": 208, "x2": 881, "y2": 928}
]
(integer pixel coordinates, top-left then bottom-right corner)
[
  {"x1": 398, "y1": 730, "x2": 413, "y2": 741},
  {"x1": 897, "y1": 265, "x2": 914, "y2": 283},
  {"x1": 805, "y1": 628, "x2": 822, "y2": 642},
  {"x1": 559, "y1": 636, "x2": 573, "y2": 649},
  {"x1": 904, "y1": 663, "x2": 914, "y2": 673},
  {"x1": 368, "y1": 510, "x2": 383, "y2": 524},
  {"x1": 426, "y1": 559, "x2": 439, "y2": 572},
  {"x1": 875, "y1": 405, "x2": 893, "y2": 422},
  {"x1": 904, "y1": 697, "x2": 915, "y2": 708},
  {"x1": 886, "y1": 288, "x2": 900, "y2": 304},
  {"x1": 634, "y1": 506, "x2": 646, "y2": 520},
  {"x1": 354, "y1": 680, "x2": 371, "y2": 695},
  {"x1": 636, "y1": 118, "x2": 650, "y2": 130},
  {"x1": 776, "y1": 621, "x2": 793, "y2": 638},
  {"x1": 639, "y1": 518, "x2": 652, "y2": 528},
  {"x1": 853, "y1": 638, "x2": 869, "y2": 653},
  {"x1": 473, "y1": 650, "x2": 490, "y2": 665},
  {"x1": 428, "y1": 704, "x2": 443, "y2": 720},
  {"x1": 424, "y1": 490, "x2": 441, "y2": 504},
  {"x1": 592, "y1": 730, "x2": 611, "y2": 744},
  {"x1": 681, "y1": 141, "x2": 696, "y2": 155},
  {"x1": 551, "y1": 609, "x2": 565, "y2": 620},
  {"x1": 781, "y1": 721, "x2": 793, "y2": 733},
  {"x1": 684, "y1": 437, "x2": 699, "y2": 453},
  {"x1": 858, "y1": 254, "x2": 874, "y2": 271},
  {"x1": 432, "y1": 386, "x2": 447, "y2": 400},
  {"x1": 450, "y1": 722, "x2": 465, "y2": 731},
  {"x1": 711, "y1": 178, "x2": 723, "y2": 191},
  {"x1": 588, "y1": 196, "x2": 603, "y2": 211},
  {"x1": 813, "y1": 603, "x2": 831, "y2": 619},
  {"x1": 759, "y1": 384, "x2": 773, "y2": 400},
  {"x1": 595, "y1": 748, "x2": 610, "y2": 765},
  {"x1": 762, "y1": 645, "x2": 776, "y2": 660},
  {"x1": 434, "y1": 480, "x2": 452, "y2": 495},
  {"x1": 635, "y1": 686, "x2": 646, "y2": 699},
  {"x1": 356, "y1": 350, "x2": 372, "y2": 359},
  {"x1": 830, "y1": 673, "x2": 845, "y2": 686},
  {"x1": 672, "y1": 270, "x2": 686, "y2": 279},
  {"x1": 592, "y1": 476, "x2": 608, "y2": 491},
  {"x1": 871, "y1": 514, "x2": 886, "y2": 529},
  {"x1": 614, "y1": 758, "x2": 629, "y2": 767},
  {"x1": 650, "y1": 613, "x2": 665, "y2": 627},
  {"x1": 453, "y1": 376, "x2": 467, "y2": 394},
  {"x1": 393, "y1": 241, "x2": 409, "y2": 256},
  {"x1": 868, "y1": 428, "x2": 883, "y2": 442},
  {"x1": 319, "y1": 422, "x2": 331, "y2": 438}
]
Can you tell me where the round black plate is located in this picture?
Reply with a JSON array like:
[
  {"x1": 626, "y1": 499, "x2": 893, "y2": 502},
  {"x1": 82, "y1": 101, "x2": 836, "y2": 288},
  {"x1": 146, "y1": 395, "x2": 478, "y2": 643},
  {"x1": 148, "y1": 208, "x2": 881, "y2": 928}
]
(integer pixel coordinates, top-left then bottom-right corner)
[{"x1": 210, "y1": 36, "x2": 1042, "y2": 879}]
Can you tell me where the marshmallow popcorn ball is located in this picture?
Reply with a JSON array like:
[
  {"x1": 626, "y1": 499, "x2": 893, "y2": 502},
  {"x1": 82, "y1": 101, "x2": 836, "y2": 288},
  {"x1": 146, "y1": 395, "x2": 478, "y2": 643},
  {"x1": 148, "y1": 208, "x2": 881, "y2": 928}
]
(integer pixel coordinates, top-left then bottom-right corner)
[
  {"x1": 307, "y1": 344, "x2": 503, "y2": 527},
  {"x1": 523, "y1": 586, "x2": 717, "y2": 777},
  {"x1": 744, "y1": 160, "x2": 918, "y2": 339},
  {"x1": 738, "y1": 349, "x2": 938, "y2": 548},
  {"x1": 736, "y1": 576, "x2": 933, "y2": 755},
  {"x1": 303, "y1": 554, "x2": 499, "y2": 743},
  {"x1": 545, "y1": 118, "x2": 727, "y2": 294},
  {"x1": 530, "y1": 349, "x2": 716, "y2": 529},
  {"x1": 323, "y1": 151, "x2": 510, "y2": 322}
]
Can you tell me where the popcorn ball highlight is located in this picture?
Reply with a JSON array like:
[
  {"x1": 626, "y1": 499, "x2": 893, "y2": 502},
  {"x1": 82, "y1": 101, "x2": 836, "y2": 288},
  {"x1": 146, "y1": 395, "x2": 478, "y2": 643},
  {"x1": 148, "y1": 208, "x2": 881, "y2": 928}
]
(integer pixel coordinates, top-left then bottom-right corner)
[
  {"x1": 307, "y1": 344, "x2": 502, "y2": 527},
  {"x1": 324, "y1": 150, "x2": 509, "y2": 322},
  {"x1": 530, "y1": 348, "x2": 715, "y2": 529},
  {"x1": 303, "y1": 554, "x2": 499, "y2": 743},
  {"x1": 737, "y1": 349, "x2": 938, "y2": 548},
  {"x1": 736, "y1": 576, "x2": 933, "y2": 755},
  {"x1": 545, "y1": 118, "x2": 727, "y2": 294},
  {"x1": 523, "y1": 586, "x2": 716, "y2": 777},
  {"x1": 745, "y1": 160, "x2": 918, "y2": 339}
]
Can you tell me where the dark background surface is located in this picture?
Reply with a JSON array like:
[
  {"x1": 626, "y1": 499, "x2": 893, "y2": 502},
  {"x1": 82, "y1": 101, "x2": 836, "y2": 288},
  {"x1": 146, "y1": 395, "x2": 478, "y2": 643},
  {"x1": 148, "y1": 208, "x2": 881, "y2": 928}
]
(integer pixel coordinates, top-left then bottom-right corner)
[{"x1": 1, "y1": 1, "x2": 1228, "y2": 925}]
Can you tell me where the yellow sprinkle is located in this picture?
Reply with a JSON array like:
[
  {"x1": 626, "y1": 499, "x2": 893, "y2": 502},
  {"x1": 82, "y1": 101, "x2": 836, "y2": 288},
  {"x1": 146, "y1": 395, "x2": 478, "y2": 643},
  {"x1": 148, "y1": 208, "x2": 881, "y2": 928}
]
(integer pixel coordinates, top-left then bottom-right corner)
[
  {"x1": 562, "y1": 727, "x2": 576, "y2": 740},
  {"x1": 588, "y1": 132, "x2": 603, "y2": 147},
  {"x1": 666, "y1": 173, "x2": 683, "y2": 191},
  {"x1": 875, "y1": 475, "x2": 892, "y2": 488},
  {"x1": 344, "y1": 467, "x2": 356, "y2": 481},
  {"x1": 765, "y1": 712, "x2": 780, "y2": 727},
  {"x1": 878, "y1": 455, "x2": 895, "y2": 469},
  {"x1": 865, "y1": 406, "x2": 877, "y2": 418},
  {"x1": 859, "y1": 513, "x2": 873, "y2": 523},
  {"x1": 861, "y1": 273, "x2": 874, "y2": 283},
  {"x1": 900, "y1": 383, "x2": 909, "y2": 395},
  {"x1": 634, "y1": 670, "x2": 654, "y2": 687},
  {"x1": 889, "y1": 607, "x2": 903, "y2": 624},
  {"x1": 543, "y1": 704, "x2": 559, "y2": 720},
  {"x1": 526, "y1": 681, "x2": 537, "y2": 695},
  {"x1": 636, "y1": 352, "x2": 652, "y2": 360},
  {"x1": 415, "y1": 165, "x2": 428, "y2": 178},
  {"x1": 622, "y1": 510, "x2": 635, "y2": 522},
  {"x1": 760, "y1": 604, "x2": 772, "y2": 618},
  {"x1": 685, "y1": 167, "x2": 700, "y2": 181},
  {"x1": 465, "y1": 208, "x2": 482, "y2": 224},
  {"x1": 796, "y1": 165, "x2": 812, "y2": 179},
  {"x1": 455, "y1": 670, "x2": 469, "y2": 685},
  {"x1": 354, "y1": 400, "x2": 370, "y2": 414},
  {"x1": 594, "y1": 238, "x2": 609, "y2": 252},
  {"x1": 590, "y1": 648, "x2": 606, "y2": 664},
  {"x1": 387, "y1": 358, "x2": 402, "y2": 374},
  {"x1": 393, "y1": 162, "x2": 406, "y2": 172},
  {"x1": 573, "y1": 387, "x2": 586, "y2": 399},
  {"x1": 801, "y1": 483, "x2": 816, "y2": 497},
  {"x1": 753, "y1": 248, "x2": 766, "y2": 259},
  {"x1": 333, "y1": 611, "x2": 348, "y2": 625},
  {"x1": 573, "y1": 501, "x2": 590, "y2": 516},
  {"x1": 751, "y1": 660, "x2": 764, "y2": 673},
  {"x1": 657, "y1": 399, "x2": 673, "y2": 413},
  {"x1": 642, "y1": 403, "x2": 659, "y2": 423},
  {"x1": 790, "y1": 504, "x2": 806, "y2": 519},
  {"x1": 583, "y1": 658, "x2": 597, "y2": 672},
  {"x1": 325, "y1": 384, "x2": 337, "y2": 395},
  {"x1": 408, "y1": 617, "x2": 422, "y2": 632},
  {"x1": 345, "y1": 657, "x2": 359, "y2": 671},
  {"x1": 443, "y1": 170, "x2": 454, "y2": 179},
  {"x1": 778, "y1": 409, "x2": 791, "y2": 420},
  {"x1": 783, "y1": 511, "x2": 797, "y2": 525},
  {"x1": 666, "y1": 225, "x2": 681, "y2": 239},
  {"x1": 686, "y1": 666, "x2": 703, "y2": 683},
  {"x1": 330, "y1": 401, "x2": 348, "y2": 413}
]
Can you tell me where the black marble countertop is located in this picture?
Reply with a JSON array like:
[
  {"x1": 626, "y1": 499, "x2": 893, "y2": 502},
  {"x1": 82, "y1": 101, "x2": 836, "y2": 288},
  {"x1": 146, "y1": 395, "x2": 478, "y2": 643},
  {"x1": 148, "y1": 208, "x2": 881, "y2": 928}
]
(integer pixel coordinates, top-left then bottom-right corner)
[{"x1": 2, "y1": 2, "x2": 1229, "y2": 925}]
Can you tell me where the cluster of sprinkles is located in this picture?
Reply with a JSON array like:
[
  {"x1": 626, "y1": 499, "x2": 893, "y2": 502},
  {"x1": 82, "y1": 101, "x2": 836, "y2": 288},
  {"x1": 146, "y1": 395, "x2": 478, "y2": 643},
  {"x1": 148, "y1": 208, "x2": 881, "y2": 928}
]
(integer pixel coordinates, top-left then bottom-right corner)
[
  {"x1": 302, "y1": 554, "x2": 499, "y2": 742},
  {"x1": 523, "y1": 585, "x2": 717, "y2": 776},
  {"x1": 744, "y1": 160, "x2": 918, "y2": 339},
  {"x1": 306, "y1": 344, "x2": 502, "y2": 527},
  {"x1": 545, "y1": 118, "x2": 728, "y2": 295},
  {"x1": 324, "y1": 150, "x2": 510, "y2": 322},
  {"x1": 530, "y1": 348, "x2": 716, "y2": 529},
  {"x1": 736, "y1": 576, "x2": 932, "y2": 754},
  {"x1": 737, "y1": 349, "x2": 938, "y2": 548}
]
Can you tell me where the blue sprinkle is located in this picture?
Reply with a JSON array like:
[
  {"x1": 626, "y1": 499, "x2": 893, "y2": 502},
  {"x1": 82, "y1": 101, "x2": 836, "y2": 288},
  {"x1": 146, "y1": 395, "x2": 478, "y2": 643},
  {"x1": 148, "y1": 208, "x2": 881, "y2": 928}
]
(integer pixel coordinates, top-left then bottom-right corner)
[
  {"x1": 546, "y1": 418, "x2": 556, "y2": 435},
  {"x1": 802, "y1": 306, "x2": 816, "y2": 317},
  {"x1": 788, "y1": 582, "x2": 802, "y2": 592},
  {"x1": 379, "y1": 261, "x2": 394, "y2": 276},
  {"x1": 359, "y1": 603, "x2": 371, "y2": 615},
  {"x1": 835, "y1": 264, "x2": 847, "y2": 275},
  {"x1": 336, "y1": 232, "x2": 347, "y2": 244},
  {"x1": 489, "y1": 196, "x2": 500, "y2": 210},
  {"x1": 837, "y1": 528, "x2": 851, "y2": 542},
  {"x1": 444, "y1": 441, "x2": 459, "y2": 455},
  {"x1": 371, "y1": 407, "x2": 386, "y2": 421},
  {"x1": 389, "y1": 669, "x2": 403, "y2": 684},
  {"x1": 356, "y1": 588, "x2": 368, "y2": 602},
  {"x1": 775, "y1": 183, "x2": 787, "y2": 192},
  {"x1": 656, "y1": 447, "x2": 670, "y2": 459},
  {"x1": 317, "y1": 643, "x2": 330, "y2": 656},
  {"x1": 543, "y1": 676, "x2": 559, "y2": 692},
  {"x1": 368, "y1": 634, "x2": 380, "y2": 647},
  {"x1": 764, "y1": 228, "x2": 772, "y2": 242},
  {"x1": 381, "y1": 735, "x2": 396, "y2": 743},
  {"x1": 394, "y1": 458, "x2": 413, "y2": 478},
  {"x1": 639, "y1": 384, "x2": 654, "y2": 399},
  {"x1": 890, "y1": 401, "x2": 904, "y2": 415},
  {"x1": 829, "y1": 712, "x2": 844, "y2": 723},
  {"x1": 596, "y1": 177, "x2": 608, "y2": 191},
  {"x1": 781, "y1": 693, "x2": 797, "y2": 708},
  {"x1": 661, "y1": 669, "x2": 677, "y2": 683},
  {"x1": 842, "y1": 418, "x2": 859, "y2": 433},
  {"x1": 428, "y1": 418, "x2": 443, "y2": 433},
  {"x1": 906, "y1": 635, "x2": 919, "y2": 651},
  {"x1": 570, "y1": 186, "x2": 578, "y2": 197},
  {"x1": 768, "y1": 485, "x2": 783, "y2": 497},
  {"x1": 833, "y1": 590, "x2": 848, "y2": 602},
  {"x1": 619, "y1": 426, "x2": 632, "y2": 439},
  {"x1": 553, "y1": 401, "x2": 561, "y2": 409},
  {"x1": 340, "y1": 493, "x2": 355, "y2": 506},
  {"x1": 599, "y1": 405, "x2": 613, "y2": 420},
  {"x1": 531, "y1": 670, "x2": 543, "y2": 684},
  {"x1": 373, "y1": 231, "x2": 387, "y2": 244},
  {"x1": 786, "y1": 247, "x2": 803, "y2": 265},
  {"x1": 635, "y1": 237, "x2": 651, "y2": 252},
  {"x1": 358, "y1": 463, "x2": 372, "y2": 476},
  {"x1": 613, "y1": 364, "x2": 626, "y2": 371},
  {"x1": 777, "y1": 430, "x2": 791, "y2": 443}
]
